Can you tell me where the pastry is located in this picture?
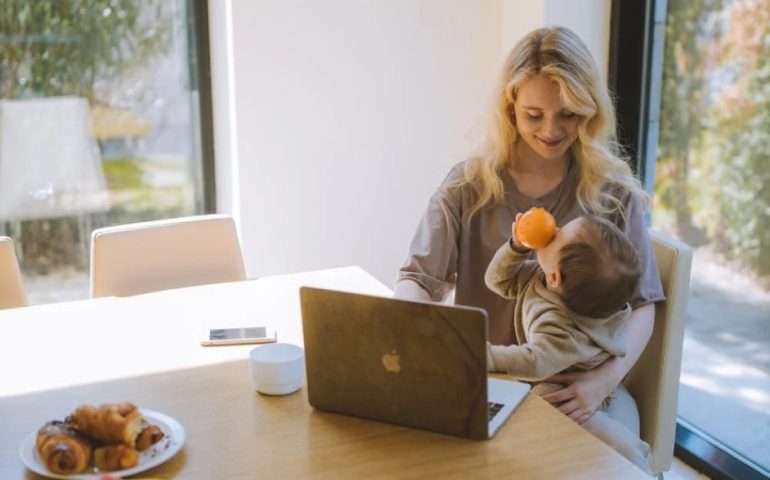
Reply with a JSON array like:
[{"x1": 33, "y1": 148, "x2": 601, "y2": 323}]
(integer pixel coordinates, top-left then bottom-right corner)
[
  {"x1": 94, "y1": 444, "x2": 139, "y2": 471},
  {"x1": 36, "y1": 420, "x2": 92, "y2": 475},
  {"x1": 135, "y1": 421, "x2": 165, "y2": 451},
  {"x1": 68, "y1": 402, "x2": 143, "y2": 445}
]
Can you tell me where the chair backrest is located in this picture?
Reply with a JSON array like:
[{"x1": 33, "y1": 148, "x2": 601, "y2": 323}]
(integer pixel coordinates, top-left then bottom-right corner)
[
  {"x1": 0, "y1": 236, "x2": 27, "y2": 309},
  {"x1": 624, "y1": 230, "x2": 693, "y2": 474},
  {"x1": 90, "y1": 214, "x2": 246, "y2": 298}
]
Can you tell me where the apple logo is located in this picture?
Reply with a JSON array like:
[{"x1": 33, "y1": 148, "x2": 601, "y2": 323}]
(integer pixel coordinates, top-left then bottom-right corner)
[{"x1": 382, "y1": 349, "x2": 401, "y2": 373}]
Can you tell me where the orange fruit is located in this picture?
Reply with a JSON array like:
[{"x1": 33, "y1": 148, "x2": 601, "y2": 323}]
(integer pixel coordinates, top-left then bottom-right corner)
[{"x1": 515, "y1": 207, "x2": 556, "y2": 249}]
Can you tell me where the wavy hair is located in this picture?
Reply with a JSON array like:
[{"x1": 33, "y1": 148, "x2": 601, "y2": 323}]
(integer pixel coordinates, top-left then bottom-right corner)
[{"x1": 458, "y1": 26, "x2": 646, "y2": 222}]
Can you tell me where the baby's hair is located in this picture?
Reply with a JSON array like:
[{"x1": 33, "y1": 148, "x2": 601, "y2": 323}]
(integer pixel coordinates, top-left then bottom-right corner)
[{"x1": 558, "y1": 215, "x2": 640, "y2": 317}]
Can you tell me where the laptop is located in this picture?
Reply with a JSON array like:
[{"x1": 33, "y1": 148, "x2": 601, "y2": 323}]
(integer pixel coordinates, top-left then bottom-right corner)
[{"x1": 299, "y1": 286, "x2": 530, "y2": 440}]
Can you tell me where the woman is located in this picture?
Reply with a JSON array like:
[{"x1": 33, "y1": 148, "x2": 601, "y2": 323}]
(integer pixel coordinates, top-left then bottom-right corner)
[{"x1": 395, "y1": 26, "x2": 662, "y2": 472}]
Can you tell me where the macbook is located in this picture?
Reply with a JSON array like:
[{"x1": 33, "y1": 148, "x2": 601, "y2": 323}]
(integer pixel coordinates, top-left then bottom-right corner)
[{"x1": 299, "y1": 287, "x2": 530, "y2": 439}]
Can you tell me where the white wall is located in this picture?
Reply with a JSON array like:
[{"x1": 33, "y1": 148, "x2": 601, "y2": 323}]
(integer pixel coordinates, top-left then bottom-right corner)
[
  {"x1": 212, "y1": 0, "x2": 611, "y2": 287},
  {"x1": 225, "y1": 0, "x2": 503, "y2": 285},
  {"x1": 501, "y1": 0, "x2": 612, "y2": 79},
  {"x1": 500, "y1": 1, "x2": 546, "y2": 56}
]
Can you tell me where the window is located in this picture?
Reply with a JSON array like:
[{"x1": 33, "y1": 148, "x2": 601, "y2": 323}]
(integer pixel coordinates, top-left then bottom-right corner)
[
  {"x1": 612, "y1": 0, "x2": 770, "y2": 477},
  {"x1": 656, "y1": 0, "x2": 770, "y2": 474},
  {"x1": 0, "y1": 0, "x2": 214, "y2": 304}
]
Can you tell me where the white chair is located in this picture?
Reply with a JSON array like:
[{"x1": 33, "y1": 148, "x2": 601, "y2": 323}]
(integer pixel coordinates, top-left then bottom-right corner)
[
  {"x1": 0, "y1": 97, "x2": 110, "y2": 221},
  {"x1": 624, "y1": 230, "x2": 693, "y2": 475},
  {"x1": 0, "y1": 236, "x2": 27, "y2": 309},
  {"x1": 90, "y1": 214, "x2": 246, "y2": 298}
]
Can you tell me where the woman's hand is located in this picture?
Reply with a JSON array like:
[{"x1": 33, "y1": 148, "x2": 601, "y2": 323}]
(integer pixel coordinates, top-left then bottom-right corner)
[{"x1": 539, "y1": 369, "x2": 614, "y2": 424}]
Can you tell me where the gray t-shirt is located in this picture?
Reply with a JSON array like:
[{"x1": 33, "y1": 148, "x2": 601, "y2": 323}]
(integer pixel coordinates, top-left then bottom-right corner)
[{"x1": 397, "y1": 161, "x2": 664, "y2": 346}]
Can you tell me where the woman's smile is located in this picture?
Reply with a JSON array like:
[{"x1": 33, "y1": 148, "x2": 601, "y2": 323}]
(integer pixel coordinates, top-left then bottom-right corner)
[{"x1": 537, "y1": 136, "x2": 565, "y2": 148}]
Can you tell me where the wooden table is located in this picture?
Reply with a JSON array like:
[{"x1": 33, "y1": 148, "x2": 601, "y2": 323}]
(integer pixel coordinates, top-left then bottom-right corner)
[{"x1": 0, "y1": 267, "x2": 647, "y2": 479}]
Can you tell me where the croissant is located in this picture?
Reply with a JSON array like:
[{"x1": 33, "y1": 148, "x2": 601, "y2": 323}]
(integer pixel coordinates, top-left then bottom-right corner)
[
  {"x1": 36, "y1": 420, "x2": 92, "y2": 475},
  {"x1": 68, "y1": 402, "x2": 143, "y2": 445},
  {"x1": 94, "y1": 444, "x2": 139, "y2": 471},
  {"x1": 135, "y1": 421, "x2": 165, "y2": 451}
]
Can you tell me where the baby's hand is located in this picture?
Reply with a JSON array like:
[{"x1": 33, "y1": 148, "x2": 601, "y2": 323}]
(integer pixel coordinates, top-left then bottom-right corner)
[{"x1": 510, "y1": 213, "x2": 528, "y2": 250}]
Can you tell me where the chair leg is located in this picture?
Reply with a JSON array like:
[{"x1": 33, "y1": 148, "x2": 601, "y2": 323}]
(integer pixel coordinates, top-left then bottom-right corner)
[
  {"x1": 77, "y1": 214, "x2": 91, "y2": 268},
  {"x1": 2, "y1": 220, "x2": 24, "y2": 263}
]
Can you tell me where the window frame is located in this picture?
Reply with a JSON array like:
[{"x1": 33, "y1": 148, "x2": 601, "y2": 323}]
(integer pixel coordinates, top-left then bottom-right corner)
[{"x1": 191, "y1": 0, "x2": 217, "y2": 213}]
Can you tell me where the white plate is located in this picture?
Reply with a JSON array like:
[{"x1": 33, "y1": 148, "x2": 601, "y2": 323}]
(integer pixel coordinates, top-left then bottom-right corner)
[{"x1": 19, "y1": 409, "x2": 185, "y2": 479}]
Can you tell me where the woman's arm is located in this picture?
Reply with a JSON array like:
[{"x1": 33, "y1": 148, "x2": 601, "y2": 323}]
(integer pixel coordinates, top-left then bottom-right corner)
[
  {"x1": 393, "y1": 278, "x2": 433, "y2": 302},
  {"x1": 539, "y1": 303, "x2": 655, "y2": 423},
  {"x1": 396, "y1": 166, "x2": 465, "y2": 304}
]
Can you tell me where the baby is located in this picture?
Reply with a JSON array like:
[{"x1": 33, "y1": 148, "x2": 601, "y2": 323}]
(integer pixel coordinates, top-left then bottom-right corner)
[
  {"x1": 485, "y1": 213, "x2": 653, "y2": 474},
  {"x1": 485, "y1": 213, "x2": 640, "y2": 378}
]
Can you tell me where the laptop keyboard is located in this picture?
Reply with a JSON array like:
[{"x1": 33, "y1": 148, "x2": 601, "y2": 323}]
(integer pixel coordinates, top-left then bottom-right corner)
[{"x1": 488, "y1": 402, "x2": 504, "y2": 421}]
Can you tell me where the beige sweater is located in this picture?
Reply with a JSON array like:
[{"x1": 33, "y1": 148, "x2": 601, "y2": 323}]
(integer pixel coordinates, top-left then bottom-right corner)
[{"x1": 484, "y1": 241, "x2": 630, "y2": 381}]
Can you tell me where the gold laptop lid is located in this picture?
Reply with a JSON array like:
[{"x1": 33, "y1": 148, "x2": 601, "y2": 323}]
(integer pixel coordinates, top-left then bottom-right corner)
[{"x1": 300, "y1": 286, "x2": 489, "y2": 439}]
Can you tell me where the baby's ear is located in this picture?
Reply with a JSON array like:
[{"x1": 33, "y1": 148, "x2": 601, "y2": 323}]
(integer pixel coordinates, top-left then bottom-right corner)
[{"x1": 546, "y1": 269, "x2": 562, "y2": 289}]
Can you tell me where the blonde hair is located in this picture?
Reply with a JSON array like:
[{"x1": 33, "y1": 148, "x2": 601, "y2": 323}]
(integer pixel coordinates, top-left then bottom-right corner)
[{"x1": 459, "y1": 26, "x2": 646, "y2": 221}]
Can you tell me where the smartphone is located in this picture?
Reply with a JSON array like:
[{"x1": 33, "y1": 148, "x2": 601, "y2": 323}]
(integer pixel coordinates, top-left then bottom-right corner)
[{"x1": 200, "y1": 326, "x2": 277, "y2": 346}]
